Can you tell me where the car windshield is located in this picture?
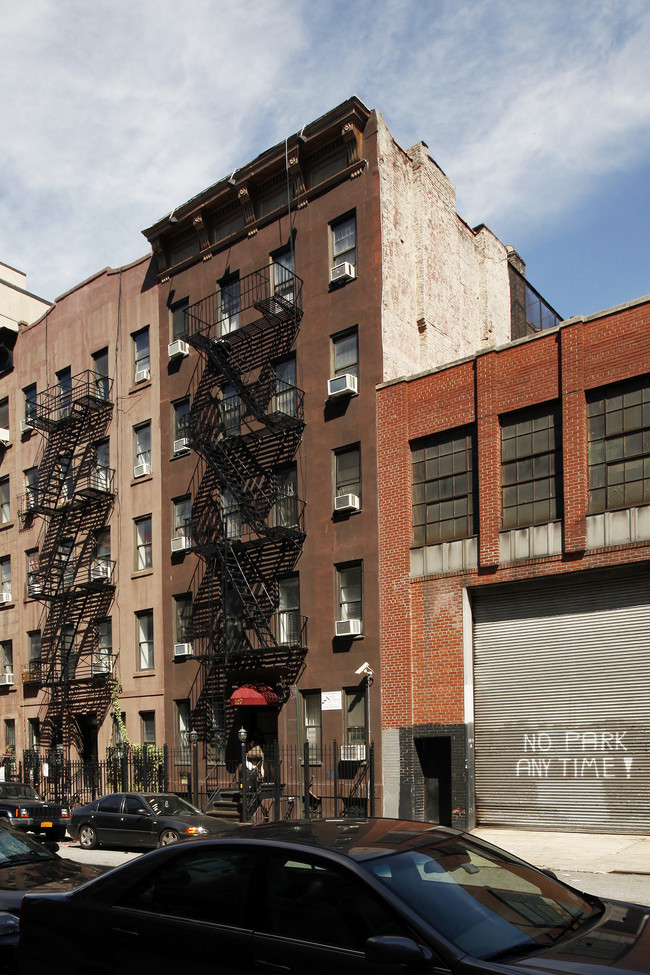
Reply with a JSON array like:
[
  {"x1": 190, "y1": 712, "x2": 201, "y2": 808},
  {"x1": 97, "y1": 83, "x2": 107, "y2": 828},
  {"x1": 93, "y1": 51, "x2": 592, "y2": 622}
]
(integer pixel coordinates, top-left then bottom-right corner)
[
  {"x1": 0, "y1": 783, "x2": 41, "y2": 801},
  {"x1": 143, "y1": 794, "x2": 201, "y2": 816},
  {"x1": 0, "y1": 826, "x2": 54, "y2": 864},
  {"x1": 362, "y1": 836, "x2": 601, "y2": 960}
]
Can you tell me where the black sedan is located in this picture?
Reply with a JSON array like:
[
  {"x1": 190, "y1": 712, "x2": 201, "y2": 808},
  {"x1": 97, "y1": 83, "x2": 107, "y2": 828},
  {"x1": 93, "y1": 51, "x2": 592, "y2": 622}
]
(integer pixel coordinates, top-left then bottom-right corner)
[
  {"x1": 0, "y1": 819, "x2": 102, "y2": 971},
  {"x1": 16, "y1": 817, "x2": 650, "y2": 974},
  {"x1": 68, "y1": 792, "x2": 235, "y2": 850}
]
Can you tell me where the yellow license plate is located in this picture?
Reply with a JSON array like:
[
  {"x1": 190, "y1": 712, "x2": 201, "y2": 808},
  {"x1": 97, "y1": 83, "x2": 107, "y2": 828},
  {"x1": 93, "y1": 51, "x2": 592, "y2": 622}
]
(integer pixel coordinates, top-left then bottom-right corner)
[{"x1": 41, "y1": 822, "x2": 52, "y2": 828}]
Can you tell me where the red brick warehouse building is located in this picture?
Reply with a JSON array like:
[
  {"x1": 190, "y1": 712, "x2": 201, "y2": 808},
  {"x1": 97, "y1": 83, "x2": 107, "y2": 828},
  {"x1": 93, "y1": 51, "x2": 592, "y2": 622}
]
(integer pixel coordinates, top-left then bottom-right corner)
[{"x1": 378, "y1": 296, "x2": 650, "y2": 833}]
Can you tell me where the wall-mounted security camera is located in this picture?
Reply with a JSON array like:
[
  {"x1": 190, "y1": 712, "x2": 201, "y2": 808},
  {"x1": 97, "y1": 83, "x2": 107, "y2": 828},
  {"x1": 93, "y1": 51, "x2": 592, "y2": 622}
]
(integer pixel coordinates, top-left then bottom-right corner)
[{"x1": 355, "y1": 662, "x2": 374, "y2": 678}]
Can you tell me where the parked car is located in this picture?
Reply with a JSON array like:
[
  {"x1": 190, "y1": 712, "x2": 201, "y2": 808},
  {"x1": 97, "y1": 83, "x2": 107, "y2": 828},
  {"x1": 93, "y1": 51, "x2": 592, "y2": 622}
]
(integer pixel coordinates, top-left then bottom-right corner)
[
  {"x1": 0, "y1": 783, "x2": 70, "y2": 842},
  {"x1": 68, "y1": 792, "x2": 236, "y2": 850},
  {"x1": 17, "y1": 817, "x2": 650, "y2": 974},
  {"x1": 0, "y1": 818, "x2": 102, "y2": 971}
]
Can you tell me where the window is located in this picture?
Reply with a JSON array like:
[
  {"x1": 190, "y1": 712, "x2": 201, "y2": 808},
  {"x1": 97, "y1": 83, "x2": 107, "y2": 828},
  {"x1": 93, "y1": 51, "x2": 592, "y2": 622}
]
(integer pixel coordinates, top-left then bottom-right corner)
[
  {"x1": 171, "y1": 297, "x2": 189, "y2": 341},
  {"x1": 0, "y1": 477, "x2": 9, "y2": 524},
  {"x1": 173, "y1": 399, "x2": 191, "y2": 446},
  {"x1": 412, "y1": 428, "x2": 477, "y2": 545},
  {"x1": 173, "y1": 496, "x2": 192, "y2": 542},
  {"x1": 273, "y1": 247, "x2": 295, "y2": 301},
  {"x1": 174, "y1": 594, "x2": 192, "y2": 645},
  {"x1": 336, "y1": 562, "x2": 363, "y2": 626},
  {"x1": 174, "y1": 700, "x2": 191, "y2": 760},
  {"x1": 332, "y1": 329, "x2": 359, "y2": 379},
  {"x1": 140, "y1": 711, "x2": 156, "y2": 745},
  {"x1": 93, "y1": 440, "x2": 111, "y2": 492},
  {"x1": 136, "y1": 611, "x2": 154, "y2": 671},
  {"x1": 0, "y1": 397, "x2": 8, "y2": 431},
  {"x1": 57, "y1": 453, "x2": 73, "y2": 502},
  {"x1": 501, "y1": 405, "x2": 561, "y2": 529},
  {"x1": 221, "y1": 383, "x2": 241, "y2": 436},
  {"x1": 26, "y1": 549, "x2": 40, "y2": 597},
  {"x1": 588, "y1": 375, "x2": 650, "y2": 513},
  {"x1": 0, "y1": 556, "x2": 11, "y2": 602},
  {"x1": 4, "y1": 719, "x2": 15, "y2": 755},
  {"x1": 56, "y1": 366, "x2": 72, "y2": 419},
  {"x1": 95, "y1": 619, "x2": 113, "y2": 673},
  {"x1": 331, "y1": 213, "x2": 357, "y2": 270},
  {"x1": 274, "y1": 467, "x2": 298, "y2": 527},
  {"x1": 134, "y1": 422, "x2": 151, "y2": 473},
  {"x1": 27, "y1": 718, "x2": 40, "y2": 751},
  {"x1": 1, "y1": 641, "x2": 13, "y2": 680},
  {"x1": 135, "y1": 516, "x2": 152, "y2": 570},
  {"x1": 302, "y1": 691, "x2": 322, "y2": 762},
  {"x1": 277, "y1": 576, "x2": 300, "y2": 645},
  {"x1": 219, "y1": 276, "x2": 240, "y2": 335},
  {"x1": 24, "y1": 467, "x2": 38, "y2": 510},
  {"x1": 94, "y1": 528, "x2": 111, "y2": 575},
  {"x1": 133, "y1": 327, "x2": 150, "y2": 382},
  {"x1": 273, "y1": 357, "x2": 298, "y2": 417},
  {"x1": 28, "y1": 631, "x2": 41, "y2": 666},
  {"x1": 222, "y1": 487, "x2": 241, "y2": 540},
  {"x1": 344, "y1": 687, "x2": 367, "y2": 747},
  {"x1": 92, "y1": 348, "x2": 110, "y2": 400},
  {"x1": 335, "y1": 446, "x2": 361, "y2": 504},
  {"x1": 61, "y1": 625, "x2": 75, "y2": 679},
  {"x1": 23, "y1": 383, "x2": 37, "y2": 425}
]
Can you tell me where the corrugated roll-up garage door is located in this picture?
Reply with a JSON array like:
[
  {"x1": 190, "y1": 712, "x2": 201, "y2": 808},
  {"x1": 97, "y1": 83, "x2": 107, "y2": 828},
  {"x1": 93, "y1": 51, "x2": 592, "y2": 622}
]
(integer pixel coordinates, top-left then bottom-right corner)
[{"x1": 473, "y1": 568, "x2": 650, "y2": 832}]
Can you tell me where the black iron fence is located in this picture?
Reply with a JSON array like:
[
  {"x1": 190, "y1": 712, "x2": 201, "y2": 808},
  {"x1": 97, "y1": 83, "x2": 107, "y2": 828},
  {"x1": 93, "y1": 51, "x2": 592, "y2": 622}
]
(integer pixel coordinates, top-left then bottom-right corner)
[{"x1": 9, "y1": 741, "x2": 375, "y2": 823}]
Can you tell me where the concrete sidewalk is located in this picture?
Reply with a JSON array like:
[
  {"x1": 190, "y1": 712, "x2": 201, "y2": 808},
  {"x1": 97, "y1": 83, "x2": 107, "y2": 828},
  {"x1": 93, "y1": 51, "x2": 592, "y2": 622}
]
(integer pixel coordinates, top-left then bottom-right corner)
[{"x1": 472, "y1": 828, "x2": 650, "y2": 875}]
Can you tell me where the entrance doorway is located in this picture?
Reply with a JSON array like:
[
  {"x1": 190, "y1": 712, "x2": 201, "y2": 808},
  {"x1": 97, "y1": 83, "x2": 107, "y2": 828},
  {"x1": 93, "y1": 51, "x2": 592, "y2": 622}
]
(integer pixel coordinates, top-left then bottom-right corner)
[{"x1": 415, "y1": 736, "x2": 452, "y2": 826}]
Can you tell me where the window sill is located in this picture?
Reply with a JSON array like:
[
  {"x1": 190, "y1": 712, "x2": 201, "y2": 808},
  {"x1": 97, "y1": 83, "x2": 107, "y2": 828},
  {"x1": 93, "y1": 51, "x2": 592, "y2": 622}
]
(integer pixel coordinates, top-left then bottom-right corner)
[
  {"x1": 129, "y1": 381, "x2": 152, "y2": 394},
  {"x1": 132, "y1": 569, "x2": 154, "y2": 579},
  {"x1": 134, "y1": 669, "x2": 155, "y2": 678},
  {"x1": 131, "y1": 475, "x2": 153, "y2": 485},
  {"x1": 0, "y1": 521, "x2": 14, "y2": 532}
]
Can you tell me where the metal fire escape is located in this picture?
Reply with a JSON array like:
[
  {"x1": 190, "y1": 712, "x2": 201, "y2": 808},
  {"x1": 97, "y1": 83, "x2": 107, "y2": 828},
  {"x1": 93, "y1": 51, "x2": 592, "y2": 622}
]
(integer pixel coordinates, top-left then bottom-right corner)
[
  {"x1": 185, "y1": 264, "x2": 307, "y2": 740},
  {"x1": 19, "y1": 370, "x2": 117, "y2": 753}
]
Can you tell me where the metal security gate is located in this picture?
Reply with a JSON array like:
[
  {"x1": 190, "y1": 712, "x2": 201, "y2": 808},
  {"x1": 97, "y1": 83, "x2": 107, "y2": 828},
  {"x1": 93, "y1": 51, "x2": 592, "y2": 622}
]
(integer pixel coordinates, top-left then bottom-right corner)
[{"x1": 472, "y1": 568, "x2": 650, "y2": 832}]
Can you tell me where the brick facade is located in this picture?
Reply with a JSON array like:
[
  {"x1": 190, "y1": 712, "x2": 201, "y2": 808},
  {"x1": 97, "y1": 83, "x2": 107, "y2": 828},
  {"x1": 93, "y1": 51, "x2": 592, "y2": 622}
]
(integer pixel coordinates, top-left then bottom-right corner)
[{"x1": 378, "y1": 297, "x2": 650, "y2": 829}]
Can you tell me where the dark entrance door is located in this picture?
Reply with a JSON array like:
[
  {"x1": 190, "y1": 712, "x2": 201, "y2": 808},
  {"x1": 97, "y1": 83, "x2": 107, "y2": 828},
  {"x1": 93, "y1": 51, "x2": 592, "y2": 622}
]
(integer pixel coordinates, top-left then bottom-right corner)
[{"x1": 415, "y1": 736, "x2": 452, "y2": 826}]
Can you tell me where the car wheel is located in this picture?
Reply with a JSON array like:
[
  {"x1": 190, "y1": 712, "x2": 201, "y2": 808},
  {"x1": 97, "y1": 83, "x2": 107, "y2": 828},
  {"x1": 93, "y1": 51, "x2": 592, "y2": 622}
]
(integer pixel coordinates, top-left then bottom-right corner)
[
  {"x1": 158, "y1": 828, "x2": 180, "y2": 847},
  {"x1": 79, "y1": 824, "x2": 98, "y2": 850}
]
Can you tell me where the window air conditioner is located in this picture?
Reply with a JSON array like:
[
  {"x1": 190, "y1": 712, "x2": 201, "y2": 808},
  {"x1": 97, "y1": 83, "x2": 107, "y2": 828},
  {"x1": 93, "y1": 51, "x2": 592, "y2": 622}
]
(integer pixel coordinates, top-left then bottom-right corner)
[
  {"x1": 90, "y1": 561, "x2": 112, "y2": 581},
  {"x1": 91, "y1": 660, "x2": 112, "y2": 676},
  {"x1": 335, "y1": 618, "x2": 362, "y2": 638},
  {"x1": 328, "y1": 374, "x2": 358, "y2": 399},
  {"x1": 174, "y1": 643, "x2": 193, "y2": 659},
  {"x1": 329, "y1": 262, "x2": 356, "y2": 285},
  {"x1": 0, "y1": 428, "x2": 10, "y2": 447},
  {"x1": 171, "y1": 536, "x2": 191, "y2": 554},
  {"x1": 168, "y1": 340, "x2": 190, "y2": 359},
  {"x1": 27, "y1": 582, "x2": 42, "y2": 598},
  {"x1": 133, "y1": 463, "x2": 152, "y2": 479},
  {"x1": 21, "y1": 418, "x2": 34, "y2": 434},
  {"x1": 340, "y1": 744, "x2": 366, "y2": 761},
  {"x1": 173, "y1": 438, "x2": 190, "y2": 455},
  {"x1": 0, "y1": 674, "x2": 14, "y2": 687},
  {"x1": 134, "y1": 368, "x2": 151, "y2": 385},
  {"x1": 0, "y1": 593, "x2": 12, "y2": 605},
  {"x1": 334, "y1": 493, "x2": 360, "y2": 513},
  {"x1": 25, "y1": 492, "x2": 37, "y2": 511}
]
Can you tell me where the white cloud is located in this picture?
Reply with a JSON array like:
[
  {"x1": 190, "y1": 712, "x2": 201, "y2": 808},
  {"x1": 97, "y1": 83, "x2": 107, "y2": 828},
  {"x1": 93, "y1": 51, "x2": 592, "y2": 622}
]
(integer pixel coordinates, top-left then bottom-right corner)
[{"x1": 1, "y1": 0, "x2": 649, "y2": 305}]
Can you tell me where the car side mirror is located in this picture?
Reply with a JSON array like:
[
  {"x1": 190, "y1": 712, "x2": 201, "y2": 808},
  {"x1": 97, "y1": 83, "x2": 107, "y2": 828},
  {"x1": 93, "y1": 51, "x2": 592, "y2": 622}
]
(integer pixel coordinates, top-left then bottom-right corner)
[{"x1": 365, "y1": 936, "x2": 434, "y2": 966}]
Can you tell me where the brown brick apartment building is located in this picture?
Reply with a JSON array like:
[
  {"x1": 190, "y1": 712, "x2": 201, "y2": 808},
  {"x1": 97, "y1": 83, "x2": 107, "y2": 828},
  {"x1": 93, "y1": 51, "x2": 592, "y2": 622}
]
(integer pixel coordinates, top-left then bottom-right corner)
[
  {"x1": 0, "y1": 97, "x2": 558, "y2": 814},
  {"x1": 378, "y1": 296, "x2": 650, "y2": 832}
]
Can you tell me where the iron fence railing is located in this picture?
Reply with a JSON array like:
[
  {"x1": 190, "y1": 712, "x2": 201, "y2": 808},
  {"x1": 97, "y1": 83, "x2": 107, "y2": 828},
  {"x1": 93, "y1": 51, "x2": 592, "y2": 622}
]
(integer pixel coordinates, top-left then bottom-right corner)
[{"x1": 9, "y1": 741, "x2": 375, "y2": 823}]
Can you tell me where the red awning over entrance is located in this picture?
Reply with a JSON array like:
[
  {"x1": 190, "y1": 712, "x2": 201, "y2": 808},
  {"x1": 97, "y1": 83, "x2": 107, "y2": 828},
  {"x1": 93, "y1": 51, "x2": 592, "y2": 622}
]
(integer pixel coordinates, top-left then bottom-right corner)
[{"x1": 228, "y1": 684, "x2": 278, "y2": 707}]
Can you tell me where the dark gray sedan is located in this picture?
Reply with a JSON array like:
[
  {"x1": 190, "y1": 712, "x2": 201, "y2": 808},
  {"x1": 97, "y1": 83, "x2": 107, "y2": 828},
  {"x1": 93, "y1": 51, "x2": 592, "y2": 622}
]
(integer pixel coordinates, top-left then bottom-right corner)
[
  {"x1": 16, "y1": 817, "x2": 650, "y2": 974},
  {"x1": 68, "y1": 792, "x2": 234, "y2": 850}
]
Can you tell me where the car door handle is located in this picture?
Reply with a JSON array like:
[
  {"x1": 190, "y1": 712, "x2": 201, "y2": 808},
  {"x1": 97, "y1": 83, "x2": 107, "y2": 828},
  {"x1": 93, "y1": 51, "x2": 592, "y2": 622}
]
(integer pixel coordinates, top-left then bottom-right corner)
[{"x1": 111, "y1": 927, "x2": 139, "y2": 941}]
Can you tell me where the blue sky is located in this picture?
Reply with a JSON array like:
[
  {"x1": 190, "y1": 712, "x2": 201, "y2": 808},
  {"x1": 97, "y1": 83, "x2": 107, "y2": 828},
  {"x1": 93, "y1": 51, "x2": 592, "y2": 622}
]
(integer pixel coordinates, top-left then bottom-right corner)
[{"x1": 1, "y1": 0, "x2": 649, "y2": 320}]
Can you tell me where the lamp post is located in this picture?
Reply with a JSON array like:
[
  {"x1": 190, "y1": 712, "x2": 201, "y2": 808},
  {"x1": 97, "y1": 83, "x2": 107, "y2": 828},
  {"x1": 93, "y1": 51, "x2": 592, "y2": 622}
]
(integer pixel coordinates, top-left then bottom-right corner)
[
  {"x1": 188, "y1": 729, "x2": 199, "y2": 808},
  {"x1": 238, "y1": 726, "x2": 248, "y2": 822}
]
